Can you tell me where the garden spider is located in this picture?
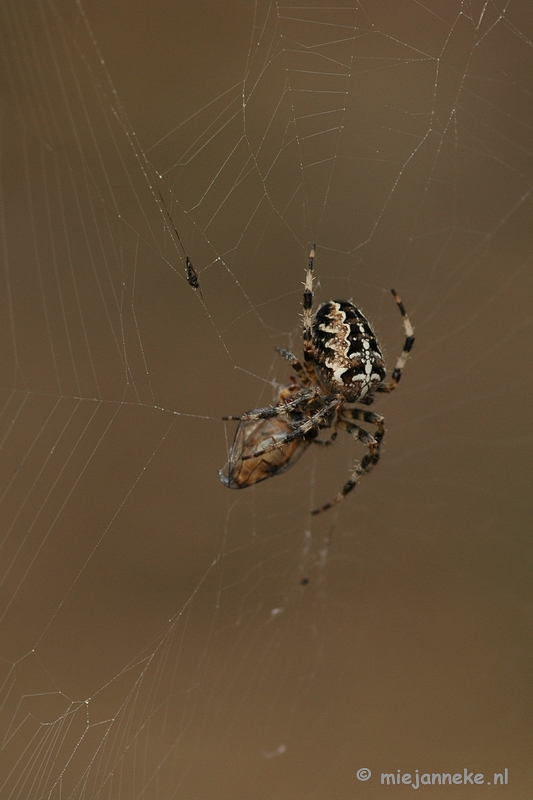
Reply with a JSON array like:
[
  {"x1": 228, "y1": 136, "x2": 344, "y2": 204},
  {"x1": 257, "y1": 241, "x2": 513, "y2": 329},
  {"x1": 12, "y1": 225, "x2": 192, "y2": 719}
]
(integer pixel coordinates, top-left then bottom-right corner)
[{"x1": 219, "y1": 246, "x2": 414, "y2": 514}]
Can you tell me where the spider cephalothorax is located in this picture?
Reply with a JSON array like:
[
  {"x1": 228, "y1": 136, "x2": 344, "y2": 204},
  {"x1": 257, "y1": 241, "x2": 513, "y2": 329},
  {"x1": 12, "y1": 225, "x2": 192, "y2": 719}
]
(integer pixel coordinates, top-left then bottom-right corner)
[{"x1": 219, "y1": 246, "x2": 414, "y2": 514}]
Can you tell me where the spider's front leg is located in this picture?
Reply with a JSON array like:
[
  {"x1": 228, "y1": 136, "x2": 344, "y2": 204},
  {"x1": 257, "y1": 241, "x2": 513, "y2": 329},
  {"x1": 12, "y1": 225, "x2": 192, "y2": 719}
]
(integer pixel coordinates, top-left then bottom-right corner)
[{"x1": 222, "y1": 388, "x2": 321, "y2": 423}]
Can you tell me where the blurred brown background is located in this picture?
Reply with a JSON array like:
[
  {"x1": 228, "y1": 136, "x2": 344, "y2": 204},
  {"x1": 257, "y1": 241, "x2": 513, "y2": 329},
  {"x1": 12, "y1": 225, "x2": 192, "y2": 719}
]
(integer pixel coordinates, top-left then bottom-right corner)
[{"x1": 0, "y1": 0, "x2": 532, "y2": 797}]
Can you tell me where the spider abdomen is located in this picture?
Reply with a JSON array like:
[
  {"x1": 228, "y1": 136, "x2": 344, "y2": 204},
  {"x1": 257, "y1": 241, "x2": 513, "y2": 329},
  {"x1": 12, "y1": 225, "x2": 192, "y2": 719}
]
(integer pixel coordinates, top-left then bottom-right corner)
[{"x1": 312, "y1": 300, "x2": 386, "y2": 401}]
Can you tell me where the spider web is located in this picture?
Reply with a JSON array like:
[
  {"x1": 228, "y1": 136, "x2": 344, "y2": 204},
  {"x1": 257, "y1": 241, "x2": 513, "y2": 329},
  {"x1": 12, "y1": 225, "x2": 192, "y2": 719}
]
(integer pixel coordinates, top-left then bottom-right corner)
[{"x1": 0, "y1": 0, "x2": 532, "y2": 797}]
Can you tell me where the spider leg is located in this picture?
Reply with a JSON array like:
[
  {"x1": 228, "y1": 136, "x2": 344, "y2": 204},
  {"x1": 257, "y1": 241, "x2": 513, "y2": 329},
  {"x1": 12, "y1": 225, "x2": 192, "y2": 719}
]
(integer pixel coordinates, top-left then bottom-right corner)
[
  {"x1": 223, "y1": 408, "x2": 282, "y2": 422},
  {"x1": 222, "y1": 388, "x2": 321, "y2": 422},
  {"x1": 313, "y1": 407, "x2": 384, "y2": 448},
  {"x1": 340, "y1": 408, "x2": 385, "y2": 452},
  {"x1": 358, "y1": 392, "x2": 376, "y2": 406},
  {"x1": 377, "y1": 289, "x2": 415, "y2": 393},
  {"x1": 311, "y1": 421, "x2": 380, "y2": 515},
  {"x1": 302, "y1": 244, "x2": 320, "y2": 383},
  {"x1": 313, "y1": 431, "x2": 338, "y2": 447},
  {"x1": 242, "y1": 396, "x2": 342, "y2": 459},
  {"x1": 275, "y1": 347, "x2": 311, "y2": 387},
  {"x1": 300, "y1": 407, "x2": 377, "y2": 449},
  {"x1": 302, "y1": 244, "x2": 315, "y2": 342}
]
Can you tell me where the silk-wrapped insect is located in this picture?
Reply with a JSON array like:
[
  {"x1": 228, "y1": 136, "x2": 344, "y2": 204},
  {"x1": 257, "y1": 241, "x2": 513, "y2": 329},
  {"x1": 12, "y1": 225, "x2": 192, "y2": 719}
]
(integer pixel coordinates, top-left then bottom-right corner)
[{"x1": 219, "y1": 383, "x2": 318, "y2": 489}]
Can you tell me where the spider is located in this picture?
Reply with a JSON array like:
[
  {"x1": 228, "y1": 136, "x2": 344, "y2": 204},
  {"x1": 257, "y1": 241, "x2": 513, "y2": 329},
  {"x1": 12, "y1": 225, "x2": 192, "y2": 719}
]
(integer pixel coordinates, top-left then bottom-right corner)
[{"x1": 219, "y1": 245, "x2": 414, "y2": 515}]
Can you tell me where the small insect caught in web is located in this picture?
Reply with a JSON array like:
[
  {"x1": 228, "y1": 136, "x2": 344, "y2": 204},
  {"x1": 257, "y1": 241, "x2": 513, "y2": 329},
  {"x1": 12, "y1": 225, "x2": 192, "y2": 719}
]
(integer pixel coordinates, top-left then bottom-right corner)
[
  {"x1": 159, "y1": 190, "x2": 203, "y2": 298},
  {"x1": 219, "y1": 245, "x2": 414, "y2": 515},
  {"x1": 185, "y1": 257, "x2": 200, "y2": 290}
]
